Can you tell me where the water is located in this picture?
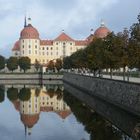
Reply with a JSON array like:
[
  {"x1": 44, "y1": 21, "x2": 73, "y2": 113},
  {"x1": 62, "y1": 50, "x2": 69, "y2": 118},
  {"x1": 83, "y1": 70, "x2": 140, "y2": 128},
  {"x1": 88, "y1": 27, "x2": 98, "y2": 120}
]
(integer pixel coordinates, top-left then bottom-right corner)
[{"x1": 0, "y1": 83, "x2": 139, "y2": 140}]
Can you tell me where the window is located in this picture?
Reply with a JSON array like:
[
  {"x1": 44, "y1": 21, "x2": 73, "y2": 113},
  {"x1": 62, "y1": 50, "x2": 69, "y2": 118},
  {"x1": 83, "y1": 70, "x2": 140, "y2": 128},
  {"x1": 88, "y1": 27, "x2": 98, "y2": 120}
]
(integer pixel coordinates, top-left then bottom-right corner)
[
  {"x1": 22, "y1": 45, "x2": 24, "y2": 48},
  {"x1": 23, "y1": 40, "x2": 24, "y2": 43},
  {"x1": 56, "y1": 42, "x2": 58, "y2": 45},
  {"x1": 35, "y1": 45, "x2": 37, "y2": 49},
  {"x1": 46, "y1": 47, "x2": 48, "y2": 50},
  {"x1": 42, "y1": 47, "x2": 44, "y2": 50},
  {"x1": 29, "y1": 45, "x2": 31, "y2": 48},
  {"x1": 63, "y1": 42, "x2": 66, "y2": 45},
  {"x1": 51, "y1": 47, "x2": 53, "y2": 50},
  {"x1": 70, "y1": 43, "x2": 72, "y2": 45}
]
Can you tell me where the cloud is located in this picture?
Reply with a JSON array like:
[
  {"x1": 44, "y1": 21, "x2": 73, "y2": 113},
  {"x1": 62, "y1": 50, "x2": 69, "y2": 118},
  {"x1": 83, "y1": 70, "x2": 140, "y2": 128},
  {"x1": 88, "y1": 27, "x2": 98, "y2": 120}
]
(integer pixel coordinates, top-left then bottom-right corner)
[{"x1": 0, "y1": 0, "x2": 139, "y2": 57}]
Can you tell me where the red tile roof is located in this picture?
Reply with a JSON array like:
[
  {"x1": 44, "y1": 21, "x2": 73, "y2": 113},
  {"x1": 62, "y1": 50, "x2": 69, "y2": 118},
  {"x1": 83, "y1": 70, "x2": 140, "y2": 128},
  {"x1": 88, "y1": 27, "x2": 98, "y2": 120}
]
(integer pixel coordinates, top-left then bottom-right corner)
[
  {"x1": 54, "y1": 32, "x2": 74, "y2": 41},
  {"x1": 12, "y1": 40, "x2": 20, "y2": 51},
  {"x1": 75, "y1": 40, "x2": 88, "y2": 46},
  {"x1": 56, "y1": 110, "x2": 71, "y2": 119},
  {"x1": 40, "y1": 40, "x2": 53, "y2": 45}
]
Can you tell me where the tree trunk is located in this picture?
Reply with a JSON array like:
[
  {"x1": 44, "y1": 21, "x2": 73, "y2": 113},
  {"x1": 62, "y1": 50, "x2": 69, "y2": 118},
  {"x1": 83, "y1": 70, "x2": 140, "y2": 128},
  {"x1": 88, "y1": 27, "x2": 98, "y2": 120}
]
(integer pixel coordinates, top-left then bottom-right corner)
[
  {"x1": 123, "y1": 66, "x2": 126, "y2": 81},
  {"x1": 93, "y1": 70, "x2": 96, "y2": 77},
  {"x1": 110, "y1": 68, "x2": 113, "y2": 79},
  {"x1": 127, "y1": 69, "x2": 130, "y2": 82}
]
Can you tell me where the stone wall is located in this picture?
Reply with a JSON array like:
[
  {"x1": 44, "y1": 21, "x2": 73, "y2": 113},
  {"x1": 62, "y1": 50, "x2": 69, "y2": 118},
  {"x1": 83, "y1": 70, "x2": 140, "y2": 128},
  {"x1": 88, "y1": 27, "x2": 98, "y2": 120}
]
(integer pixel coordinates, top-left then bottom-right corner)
[
  {"x1": 64, "y1": 83, "x2": 139, "y2": 139},
  {"x1": 63, "y1": 72, "x2": 140, "y2": 116},
  {"x1": 0, "y1": 74, "x2": 63, "y2": 84}
]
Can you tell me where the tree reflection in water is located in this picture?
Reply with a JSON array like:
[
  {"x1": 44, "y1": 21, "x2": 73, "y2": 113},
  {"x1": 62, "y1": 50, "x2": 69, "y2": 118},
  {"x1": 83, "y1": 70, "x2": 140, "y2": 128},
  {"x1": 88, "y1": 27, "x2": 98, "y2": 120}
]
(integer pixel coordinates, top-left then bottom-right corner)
[
  {"x1": 7, "y1": 87, "x2": 18, "y2": 101},
  {"x1": 63, "y1": 91, "x2": 129, "y2": 140},
  {"x1": 0, "y1": 85, "x2": 4, "y2": 103}
]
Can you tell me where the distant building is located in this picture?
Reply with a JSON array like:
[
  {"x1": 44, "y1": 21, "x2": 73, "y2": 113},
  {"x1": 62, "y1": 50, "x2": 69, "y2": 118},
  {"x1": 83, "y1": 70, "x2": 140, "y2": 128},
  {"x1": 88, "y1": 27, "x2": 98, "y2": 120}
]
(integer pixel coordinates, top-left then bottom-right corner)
[{"x1": 12, "y1": 17, "x2": 110, "y2": 65}]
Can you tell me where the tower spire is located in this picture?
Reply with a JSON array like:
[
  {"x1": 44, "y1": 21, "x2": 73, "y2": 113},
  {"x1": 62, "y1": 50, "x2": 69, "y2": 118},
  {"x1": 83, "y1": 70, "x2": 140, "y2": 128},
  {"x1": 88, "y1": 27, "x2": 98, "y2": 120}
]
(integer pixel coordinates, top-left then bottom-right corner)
[{"x1": 24, "y1": 16, "x2": 27, "y2": 27}]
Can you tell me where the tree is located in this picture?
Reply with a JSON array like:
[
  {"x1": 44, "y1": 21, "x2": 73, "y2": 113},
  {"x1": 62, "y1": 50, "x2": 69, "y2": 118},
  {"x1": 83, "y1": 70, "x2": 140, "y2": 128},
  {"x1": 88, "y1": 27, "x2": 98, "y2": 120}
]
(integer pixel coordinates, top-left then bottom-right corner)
[
  {"x1": 0, "y1": 55, "x2": 5, "y2": 71},
  {"x1": 63, "y1": 56, "x2": 72, "y2": 69},
  {"x1": 116, "y1": 29, "x2": 129, "y2": 80},
  {"x1": 34, "y1": 59, "x2": 41, "y2": 72},
  {"x1": 129, "y1": 13, "x2": 140, "y2": 69},
  {"x1": 18, "y1": 87, "x2": 31, "y2": 101},
  {"x1": 18, "y1": 57, "x2": 31, "y2": 73},
  {"x1": 7, "y1": 87, "x2": 18, "y2": 101},
  {"x1": 55, "y1": 59, "x2": 63, "y2": 72},
  {"x1": 0, "y1": 86, "x2": 5, "y2": 103},
  {"x1": 47, "y1": 60, "x2": 55, "y2": 71},
  {"x1": 7, "y1": 57, "x2": 18, "y2": 72}
]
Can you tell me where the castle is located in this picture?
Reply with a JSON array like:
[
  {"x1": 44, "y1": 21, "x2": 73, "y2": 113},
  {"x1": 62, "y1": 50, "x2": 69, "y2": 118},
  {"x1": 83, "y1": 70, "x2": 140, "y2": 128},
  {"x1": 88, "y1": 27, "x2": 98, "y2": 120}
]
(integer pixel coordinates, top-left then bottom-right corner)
[{"x1": 12, "y1": 17, "x2": 110, "y2": 65}]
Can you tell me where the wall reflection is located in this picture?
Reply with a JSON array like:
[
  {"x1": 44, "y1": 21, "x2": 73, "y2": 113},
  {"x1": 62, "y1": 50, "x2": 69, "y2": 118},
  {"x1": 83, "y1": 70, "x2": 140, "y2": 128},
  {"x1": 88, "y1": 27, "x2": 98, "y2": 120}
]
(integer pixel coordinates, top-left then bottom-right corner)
[{"x1": 6, "y1": 85, "x2": 71, "y2": 136}]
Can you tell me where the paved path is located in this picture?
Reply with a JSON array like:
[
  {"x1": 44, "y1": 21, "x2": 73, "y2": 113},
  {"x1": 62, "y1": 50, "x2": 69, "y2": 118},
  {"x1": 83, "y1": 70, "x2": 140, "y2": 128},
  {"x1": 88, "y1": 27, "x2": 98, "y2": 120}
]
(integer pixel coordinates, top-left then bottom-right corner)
[{"x1": 102, "y1": 75, "x2": 140, "y2": 83}]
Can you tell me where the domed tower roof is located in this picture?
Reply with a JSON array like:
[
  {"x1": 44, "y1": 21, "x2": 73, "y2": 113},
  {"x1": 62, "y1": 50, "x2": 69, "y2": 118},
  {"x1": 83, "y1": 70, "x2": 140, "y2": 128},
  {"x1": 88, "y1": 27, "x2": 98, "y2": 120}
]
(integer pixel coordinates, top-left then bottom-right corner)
[
  {"x1": 12, "y1": 40, "x2": 20, "y2": 51},
  {"x1": 20, "y1": 114, "x2": 39, "y2": 128},
  {"x1": 20, "y1": 17, "x2": 39, "y2": 39},
  {"x1": 94, "y1": 20, "x2": 110, "y2": 38}
]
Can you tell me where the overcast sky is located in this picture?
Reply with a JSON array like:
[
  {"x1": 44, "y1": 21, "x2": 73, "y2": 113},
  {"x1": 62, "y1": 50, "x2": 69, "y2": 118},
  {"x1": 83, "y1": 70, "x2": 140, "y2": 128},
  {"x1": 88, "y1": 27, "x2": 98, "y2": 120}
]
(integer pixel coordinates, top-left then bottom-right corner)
[{"x1": 0, "y1": 0, "x2": 140, "y2": 57}]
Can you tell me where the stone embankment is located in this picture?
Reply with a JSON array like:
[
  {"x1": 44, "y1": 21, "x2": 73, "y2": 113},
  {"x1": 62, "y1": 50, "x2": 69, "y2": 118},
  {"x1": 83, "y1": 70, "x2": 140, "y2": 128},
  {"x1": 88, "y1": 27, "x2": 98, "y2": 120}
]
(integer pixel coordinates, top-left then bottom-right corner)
[
  {"x1": 63, "y1": 72, "x2": 140, "y2": 116},
  {"x1": 0, "y1": 73, "x2": 63, "y2": 84}
]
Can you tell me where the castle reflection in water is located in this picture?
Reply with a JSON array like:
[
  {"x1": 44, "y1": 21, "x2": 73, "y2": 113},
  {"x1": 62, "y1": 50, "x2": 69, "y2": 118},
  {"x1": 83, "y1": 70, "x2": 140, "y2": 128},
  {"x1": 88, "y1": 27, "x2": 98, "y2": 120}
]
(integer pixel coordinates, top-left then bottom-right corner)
[{"x1": 4, "y1": 84, "x2": 71, "y2": 136}]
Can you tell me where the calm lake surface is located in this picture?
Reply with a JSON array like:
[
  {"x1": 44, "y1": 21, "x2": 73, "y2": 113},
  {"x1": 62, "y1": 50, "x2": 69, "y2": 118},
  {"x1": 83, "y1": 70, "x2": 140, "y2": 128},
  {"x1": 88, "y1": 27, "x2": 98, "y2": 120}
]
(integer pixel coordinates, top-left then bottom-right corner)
[{"x1": 0, "y1": 82, "x2": 138, "y2": 140}]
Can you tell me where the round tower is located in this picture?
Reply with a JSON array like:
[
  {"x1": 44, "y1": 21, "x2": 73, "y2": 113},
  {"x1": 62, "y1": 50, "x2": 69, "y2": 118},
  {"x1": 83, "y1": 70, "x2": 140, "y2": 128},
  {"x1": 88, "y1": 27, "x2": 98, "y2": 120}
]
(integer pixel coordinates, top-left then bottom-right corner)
[{"x1": 19, "y1": 17, "x2": 40, "y2": 64}]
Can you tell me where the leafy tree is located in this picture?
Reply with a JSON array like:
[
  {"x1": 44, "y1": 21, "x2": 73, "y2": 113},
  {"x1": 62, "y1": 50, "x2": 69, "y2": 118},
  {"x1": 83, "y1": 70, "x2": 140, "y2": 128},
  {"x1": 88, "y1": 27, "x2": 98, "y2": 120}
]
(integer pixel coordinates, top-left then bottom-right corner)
[
  {"x1": 34, "y1": 59, "x2": 41, "y2": 72},
  {"x1": 7, "y1": 87, "x2": 18, "y2": 101},
  {"x1": 0, "y1": 55, "x2": 5, "y2": 71},
  {"x1": 55, "y1": 59, "x2": 63, "y2": 72},
  {"x1": 63, "y1": 56, "x2": 72, "y2": 69},
  {"x1": 129, "y1": 13, "x2": 140, "y2": 69},
  {"x1": 7, "y1": 57, "x2": 18, "y2": 72},
  {"x1": 47, "y1": 60, "x2": 55, "y2": 71},
  {"x1": 116, "y1": 29, "x2": 129, "y2": 80},
  {"x1": 18, "y1": 87, "x2": 31, "y2": 101},
  {"x1": 0, "y1": 86, "x2": 5, "y2": 103},
  {"x1": 18, "y1": 57, "x2": 31, "y2": 73}
]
